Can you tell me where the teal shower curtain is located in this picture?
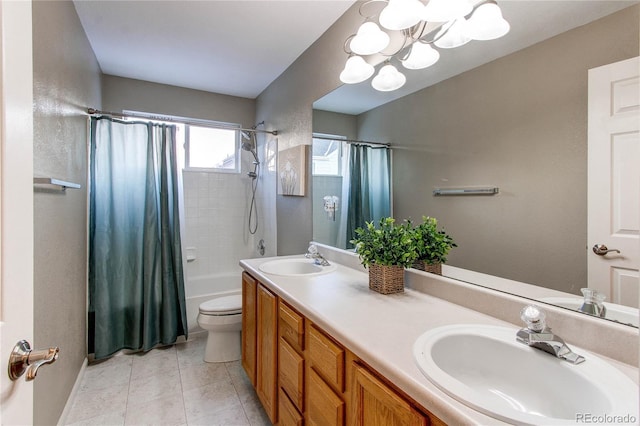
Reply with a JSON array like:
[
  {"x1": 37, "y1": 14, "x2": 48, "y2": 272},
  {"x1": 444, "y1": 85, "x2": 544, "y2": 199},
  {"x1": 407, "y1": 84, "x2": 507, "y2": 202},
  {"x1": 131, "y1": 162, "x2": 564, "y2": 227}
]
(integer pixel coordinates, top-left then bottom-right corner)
[
  {"x1": 89, "y1": 117, "x2": 188, "y2": 360},
  {"x1": 346, "y1": 144, "x2": 391, "y2": 247}
]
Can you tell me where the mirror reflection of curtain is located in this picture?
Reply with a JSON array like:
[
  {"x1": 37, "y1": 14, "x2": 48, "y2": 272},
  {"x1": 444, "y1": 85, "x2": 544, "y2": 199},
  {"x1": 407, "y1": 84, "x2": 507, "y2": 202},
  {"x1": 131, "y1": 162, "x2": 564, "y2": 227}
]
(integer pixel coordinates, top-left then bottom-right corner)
[
  {"x1": 345, "y1": 144, "x2": 391, "y2": 248},
  {"x1": 89, "y1": 117, "x2": 188, "y2": 360}
]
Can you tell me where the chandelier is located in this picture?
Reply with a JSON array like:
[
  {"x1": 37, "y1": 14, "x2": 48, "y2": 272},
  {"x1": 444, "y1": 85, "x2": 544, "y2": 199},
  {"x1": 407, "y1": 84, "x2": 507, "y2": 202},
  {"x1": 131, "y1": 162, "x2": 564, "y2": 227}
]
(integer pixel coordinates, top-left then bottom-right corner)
[{"x1": 340, "y1": 0, "x2": 510, "y2": 92}]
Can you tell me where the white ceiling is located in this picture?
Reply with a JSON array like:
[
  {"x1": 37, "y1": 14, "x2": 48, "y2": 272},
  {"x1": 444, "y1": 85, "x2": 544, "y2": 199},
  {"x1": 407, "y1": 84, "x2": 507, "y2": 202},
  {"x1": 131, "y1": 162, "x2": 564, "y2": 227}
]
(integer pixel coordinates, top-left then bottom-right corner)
[
  {"x1": 73, "y1": 0, "x2": 357, "y2": 99},
  {"x1": 314, "y1": 0, "x2": 639, "y2": 114},
  {"x1": 74, "y1": 0, "x2": 637, "y2": 109}
]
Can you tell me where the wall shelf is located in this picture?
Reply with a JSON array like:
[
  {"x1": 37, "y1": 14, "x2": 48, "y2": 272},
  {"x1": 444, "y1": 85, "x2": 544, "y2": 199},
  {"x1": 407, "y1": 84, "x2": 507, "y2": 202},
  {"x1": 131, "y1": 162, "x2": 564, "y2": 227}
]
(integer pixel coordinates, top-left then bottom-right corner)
[{"x1": 33, "y1": 177, "x2": 81, "y2": 190}]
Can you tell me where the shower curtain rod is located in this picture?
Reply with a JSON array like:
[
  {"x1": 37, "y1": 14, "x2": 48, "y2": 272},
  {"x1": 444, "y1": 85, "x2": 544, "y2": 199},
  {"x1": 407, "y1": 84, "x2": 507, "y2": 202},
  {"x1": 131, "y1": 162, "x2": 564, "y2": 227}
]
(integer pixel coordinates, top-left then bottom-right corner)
[
  {"x1": 87, "y1": 108, "x2": 279, "y2": 135},
  {"x1": 313, "y1": 134, "x2": 391, "y2": 148}
]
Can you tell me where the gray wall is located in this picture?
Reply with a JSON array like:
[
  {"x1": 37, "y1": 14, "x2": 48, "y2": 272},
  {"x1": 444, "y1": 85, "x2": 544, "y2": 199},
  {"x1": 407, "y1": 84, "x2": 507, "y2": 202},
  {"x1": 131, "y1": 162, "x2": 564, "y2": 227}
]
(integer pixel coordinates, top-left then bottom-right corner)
[
  {"x1": 313, "y1": 109, "x2": 357, "y2": 139},
  {"x1": 357, "y1": 6, "x2": 639, "y2": 294},
  {"x1": 256, "y1": 4, "x2": 364, "y2": 255},
  {"x1": 32, "y1": 1, "x2": 102, "y2": 423},
  {"x1": 102, "y1": 75, "x2": 256, "y2": 127}
]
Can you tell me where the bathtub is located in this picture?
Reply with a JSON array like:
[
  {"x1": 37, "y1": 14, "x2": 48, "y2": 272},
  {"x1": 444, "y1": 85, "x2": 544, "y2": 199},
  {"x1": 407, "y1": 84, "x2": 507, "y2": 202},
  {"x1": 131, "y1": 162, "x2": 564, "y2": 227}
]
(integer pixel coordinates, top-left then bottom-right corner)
[{"x1": 185, "y1": 272, "x2": 241, "y2": 334}]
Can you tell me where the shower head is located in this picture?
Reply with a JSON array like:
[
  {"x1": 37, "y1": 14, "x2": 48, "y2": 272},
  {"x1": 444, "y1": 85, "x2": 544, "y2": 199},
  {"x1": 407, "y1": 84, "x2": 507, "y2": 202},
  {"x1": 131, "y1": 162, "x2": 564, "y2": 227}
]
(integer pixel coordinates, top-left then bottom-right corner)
[
  {"x1": 242, "y1": 139, "x2": 254, "y2": 152},
  {"x1": 241, "y1": 131, "x2": 260, "y2": 164}
]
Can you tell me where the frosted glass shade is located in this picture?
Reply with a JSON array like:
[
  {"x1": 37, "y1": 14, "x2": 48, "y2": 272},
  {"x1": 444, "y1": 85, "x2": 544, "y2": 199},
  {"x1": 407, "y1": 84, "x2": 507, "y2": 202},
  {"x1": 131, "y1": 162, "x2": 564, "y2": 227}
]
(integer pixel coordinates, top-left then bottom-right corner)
[
  {"x1": 402, "y1": 42, "x2": 440, "y2": 70},
  {"x1": 350, "y1": 22, "x2": 390, "y2": 55},
  {"x1": 422, "y1": 0, "x2": 472, "y2": 22},
  {"x1": 339, "y1": 56, "x2": 375, "y2": 84},
  {"x1": 434, "y1": 19, "x2": 471, "y2": 49},
  {"x1": 465, "y1": 2, "x2": 510, "y2": 40},
  {"x1": 379, "y1": 0, "x2": 424, "y2": 31},
  {"x1": 371, "y1": 64, "x2": 406, "y2": 92}
]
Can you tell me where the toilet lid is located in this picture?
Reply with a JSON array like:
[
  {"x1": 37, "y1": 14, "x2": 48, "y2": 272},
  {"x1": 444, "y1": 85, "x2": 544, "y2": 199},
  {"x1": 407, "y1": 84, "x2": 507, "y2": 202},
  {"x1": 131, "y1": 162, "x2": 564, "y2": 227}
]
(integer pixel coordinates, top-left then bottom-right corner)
[{"x1": 199, "y1": 295, "x2": 242, "y2": 315}]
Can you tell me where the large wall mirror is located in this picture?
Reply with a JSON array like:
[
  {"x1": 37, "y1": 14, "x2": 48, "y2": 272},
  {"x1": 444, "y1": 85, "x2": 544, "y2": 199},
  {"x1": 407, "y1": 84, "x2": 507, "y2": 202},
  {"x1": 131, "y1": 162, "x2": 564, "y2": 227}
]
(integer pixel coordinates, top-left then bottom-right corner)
[{"x1": 312, "y1": 1, "x2": 639, "y2": 327}]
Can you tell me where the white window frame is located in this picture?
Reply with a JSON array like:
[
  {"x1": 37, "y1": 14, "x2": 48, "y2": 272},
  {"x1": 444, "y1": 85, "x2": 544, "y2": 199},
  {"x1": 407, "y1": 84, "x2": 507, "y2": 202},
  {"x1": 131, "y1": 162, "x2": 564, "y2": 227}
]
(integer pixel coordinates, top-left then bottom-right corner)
[{"x1": 312, "y1": 133, "x2": 345, "y2": 177}]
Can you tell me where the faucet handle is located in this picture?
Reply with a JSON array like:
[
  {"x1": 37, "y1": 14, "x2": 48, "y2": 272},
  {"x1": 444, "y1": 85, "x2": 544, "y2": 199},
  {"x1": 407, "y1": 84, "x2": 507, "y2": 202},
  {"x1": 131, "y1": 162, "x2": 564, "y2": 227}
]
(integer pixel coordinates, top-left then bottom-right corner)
[{"x1": 520, "y1": 305, "x2": 546, "y2": 332}]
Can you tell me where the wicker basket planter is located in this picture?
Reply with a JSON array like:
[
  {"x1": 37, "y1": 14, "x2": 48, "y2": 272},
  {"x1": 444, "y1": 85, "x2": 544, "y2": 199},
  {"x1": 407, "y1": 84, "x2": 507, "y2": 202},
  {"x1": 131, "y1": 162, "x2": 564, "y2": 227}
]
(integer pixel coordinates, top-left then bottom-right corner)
[
  {"x1": 368, "y1": 263, "x2": 405, "y2": 295},
  {"x1": 412, "y1": 261, "x2": 442, "y2": 275}
]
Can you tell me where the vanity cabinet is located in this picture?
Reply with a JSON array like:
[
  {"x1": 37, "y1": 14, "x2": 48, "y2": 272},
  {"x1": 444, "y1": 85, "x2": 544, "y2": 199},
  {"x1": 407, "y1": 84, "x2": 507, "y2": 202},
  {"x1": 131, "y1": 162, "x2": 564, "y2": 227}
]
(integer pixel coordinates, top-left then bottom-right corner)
[
  {"x1": 241, "y1": 272, "x2": 257, "y2": 385},
  {"x1": 256, "y1": 283, "x2": 278, "y2": 423},
  {"x1": 241, "y1": 271, "x2": 445, "y2": 426}
]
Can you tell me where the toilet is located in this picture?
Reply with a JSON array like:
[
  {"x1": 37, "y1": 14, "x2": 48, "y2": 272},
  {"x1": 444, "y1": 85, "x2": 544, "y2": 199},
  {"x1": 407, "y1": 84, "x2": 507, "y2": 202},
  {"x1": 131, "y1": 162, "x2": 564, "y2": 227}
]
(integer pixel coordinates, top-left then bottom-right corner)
[{"x1": 197, "y1": 294, "x2": 243, "y2": 363}]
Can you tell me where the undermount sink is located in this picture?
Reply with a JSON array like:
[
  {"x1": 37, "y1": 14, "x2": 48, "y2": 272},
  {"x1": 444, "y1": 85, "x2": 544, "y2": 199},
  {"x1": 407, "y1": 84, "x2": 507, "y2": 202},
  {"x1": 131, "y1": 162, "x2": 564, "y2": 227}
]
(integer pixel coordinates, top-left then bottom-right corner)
[
  {"x1": 258, "y1": 258, "x2": 337, "y2": 276},
  {"x1": 413, "y1": 324, "x2": 638, "y2": 425},
  {"x1": 540, "y1": 297, "x2": 639, "y2": 327}
]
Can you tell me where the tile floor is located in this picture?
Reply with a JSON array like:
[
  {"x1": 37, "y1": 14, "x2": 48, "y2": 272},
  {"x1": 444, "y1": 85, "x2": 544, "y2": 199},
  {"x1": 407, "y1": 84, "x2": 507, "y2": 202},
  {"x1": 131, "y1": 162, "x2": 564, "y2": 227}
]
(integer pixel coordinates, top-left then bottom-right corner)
[{"x1": 63, "y1": 334, "x2": 271, "y2": 426}]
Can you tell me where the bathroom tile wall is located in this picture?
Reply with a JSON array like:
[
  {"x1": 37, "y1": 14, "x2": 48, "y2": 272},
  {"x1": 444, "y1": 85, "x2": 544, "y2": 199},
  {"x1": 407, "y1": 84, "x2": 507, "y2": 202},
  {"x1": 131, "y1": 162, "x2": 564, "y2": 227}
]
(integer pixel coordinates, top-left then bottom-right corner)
[{"x1": 183, "y1": 170, "x2": 259, "y2": 279}]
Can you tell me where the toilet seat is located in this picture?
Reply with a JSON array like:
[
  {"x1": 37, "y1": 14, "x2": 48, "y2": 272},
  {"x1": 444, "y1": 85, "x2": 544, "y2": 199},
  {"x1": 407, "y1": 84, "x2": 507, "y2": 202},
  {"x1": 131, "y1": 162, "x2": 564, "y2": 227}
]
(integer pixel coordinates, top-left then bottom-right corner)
[{"x1": 199, "y1": 295, "x2": 242, "y2": 316}]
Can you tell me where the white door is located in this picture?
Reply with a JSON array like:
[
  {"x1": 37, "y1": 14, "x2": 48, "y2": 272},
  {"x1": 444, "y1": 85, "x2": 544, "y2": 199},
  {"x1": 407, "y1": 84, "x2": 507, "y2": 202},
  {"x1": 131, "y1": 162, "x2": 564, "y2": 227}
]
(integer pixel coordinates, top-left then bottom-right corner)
[
  {"x1": 0, "y1": 1, "x2": 35, "y2": 424},
  {"x1": 588, "y1": 56, "x2": 640, "y2": 308}
]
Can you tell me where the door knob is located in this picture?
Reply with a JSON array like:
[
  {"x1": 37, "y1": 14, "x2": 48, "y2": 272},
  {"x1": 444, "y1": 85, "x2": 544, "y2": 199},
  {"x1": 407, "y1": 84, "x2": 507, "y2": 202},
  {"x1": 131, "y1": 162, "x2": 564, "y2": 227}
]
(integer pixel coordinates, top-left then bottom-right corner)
[
  {"x1": 8, "y1": 340, "x2": 59, "y2": 381},
  {"x1": 592, "y1": 244, "x2": 621, "y2": 256}
]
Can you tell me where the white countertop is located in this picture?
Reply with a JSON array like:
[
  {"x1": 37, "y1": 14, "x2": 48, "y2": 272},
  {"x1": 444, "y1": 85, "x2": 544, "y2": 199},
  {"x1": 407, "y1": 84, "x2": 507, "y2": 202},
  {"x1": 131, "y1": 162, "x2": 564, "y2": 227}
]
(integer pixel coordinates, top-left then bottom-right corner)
[{"x1": 240, "y1": 254, "x2": 638, "y2": 425}]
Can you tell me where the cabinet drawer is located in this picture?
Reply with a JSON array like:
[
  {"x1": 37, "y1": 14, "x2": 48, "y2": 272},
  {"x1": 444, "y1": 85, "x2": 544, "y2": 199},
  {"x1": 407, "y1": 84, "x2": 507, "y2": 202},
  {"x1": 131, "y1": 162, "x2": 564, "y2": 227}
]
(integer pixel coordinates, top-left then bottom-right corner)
[
  {"x1": 308, "y1": 325, "x2": 345, "y2": 393},
  {"x1": 279, "y1": 388, "x2": 304, "y2": 426},
  {"x1": 279, "y1": 337, "x2": 304, "y2": 412},
  {"x1": 279, "y1": 301, "x2": 305, "y2": 352},
  {"x1": 307, "y1": 368, "x2": 344, "y2": 426},
  {"x1": 352, "y1": 363, "x2": 426, "y2": 426}
]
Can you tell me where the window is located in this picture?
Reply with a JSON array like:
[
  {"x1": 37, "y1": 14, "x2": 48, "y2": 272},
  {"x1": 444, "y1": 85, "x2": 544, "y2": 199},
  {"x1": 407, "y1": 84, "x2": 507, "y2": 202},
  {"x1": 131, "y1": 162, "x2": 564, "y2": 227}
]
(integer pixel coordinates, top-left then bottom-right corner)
[
  {"x1": 312, "y1": 134, "x2": 344, "y2": 176},
  {"x1": 123, "y1": 110, "x2": 241, "y2": 173},
  {"x1": 186, "y1": 125, "x2": 239, "y2": 172}
]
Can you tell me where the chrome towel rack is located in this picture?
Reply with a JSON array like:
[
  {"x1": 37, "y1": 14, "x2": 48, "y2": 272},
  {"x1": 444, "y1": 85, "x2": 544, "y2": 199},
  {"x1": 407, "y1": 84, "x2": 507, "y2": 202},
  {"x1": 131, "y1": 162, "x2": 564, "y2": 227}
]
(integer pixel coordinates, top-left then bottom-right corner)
[
  {"x1": 433, "y1": 187, "x2": 499, "y2": 196},
  {"x1": 33, "y1": 177, "x2": 81, "y2": 191}
]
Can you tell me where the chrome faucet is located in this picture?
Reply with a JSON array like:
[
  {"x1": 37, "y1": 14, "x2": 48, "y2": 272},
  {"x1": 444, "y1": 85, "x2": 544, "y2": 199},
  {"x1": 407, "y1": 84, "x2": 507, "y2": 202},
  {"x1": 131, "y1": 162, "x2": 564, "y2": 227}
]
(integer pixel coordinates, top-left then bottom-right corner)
[
  {"x1": 516, "y1": 305, "x2": 585, "y2": 364},
  {"x1": 305, "y1": 244, "x2": 331, "y2": 266}
]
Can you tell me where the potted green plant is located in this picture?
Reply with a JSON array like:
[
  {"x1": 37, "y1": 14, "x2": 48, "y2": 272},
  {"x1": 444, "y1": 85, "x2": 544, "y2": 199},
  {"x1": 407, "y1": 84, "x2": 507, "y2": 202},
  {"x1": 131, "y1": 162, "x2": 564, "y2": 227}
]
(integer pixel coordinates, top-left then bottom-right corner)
[
  {"x1": 351, "y1": 217, "x2": 417, "y2": 294},
  {"x1": 411, "y1": 216, "x2": 457, "y2": 275}
]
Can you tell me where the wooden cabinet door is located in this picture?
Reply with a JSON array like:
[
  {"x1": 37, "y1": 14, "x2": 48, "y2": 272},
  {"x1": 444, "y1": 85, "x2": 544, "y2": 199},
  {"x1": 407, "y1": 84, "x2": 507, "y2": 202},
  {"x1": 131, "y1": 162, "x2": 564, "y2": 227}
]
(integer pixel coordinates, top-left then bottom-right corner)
[
  {"x1": 241, "y1": 272, "x2": 257, "y2": 385},
  {"x1": 256, "y1": 284, "x2": 278, "y2": 424},
  {"x1": 352, "y1": 364, "x2": 426, "y2": 426}
]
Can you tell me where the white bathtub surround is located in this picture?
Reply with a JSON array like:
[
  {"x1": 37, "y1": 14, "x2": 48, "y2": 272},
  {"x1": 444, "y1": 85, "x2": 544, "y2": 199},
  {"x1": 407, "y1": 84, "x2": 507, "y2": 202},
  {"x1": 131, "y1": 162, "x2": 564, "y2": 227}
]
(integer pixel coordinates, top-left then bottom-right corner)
[
  {"x1": 182, "y1": 171, "x2": 259, "y2": 279},
  {"x1": 241, "y1": 248, "x2": 638, "y2": 425}
]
